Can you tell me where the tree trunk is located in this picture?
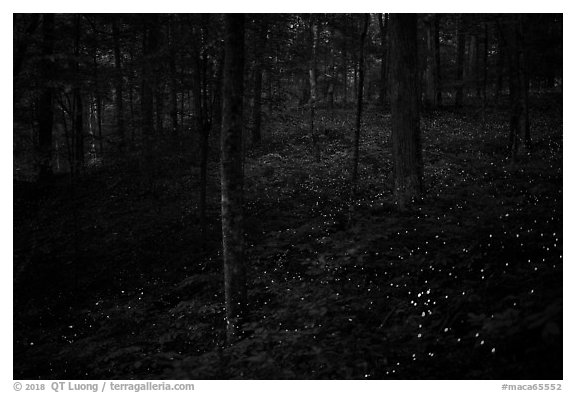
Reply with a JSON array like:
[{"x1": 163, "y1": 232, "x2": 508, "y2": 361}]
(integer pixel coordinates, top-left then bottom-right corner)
[
  {"x1": 169, "y1": 16, "x2": 179, "y2": 139},
  {"x1": 500, "y1": 15, "x2": 531, "y2": 159},
  {"x1": 423, "y1": 14, "x2": 439, "y2": 110},
  {"x1": 482, "y1": 22, "x2": 489, "y2": 120},
  {"x1": 343, "y1": 39, "x2": 347, "y2": 104},
  {"x1": 156, "y1": 83, "x2": 164, "y2": 136},
  {"x1": 517, "y1": 16, "x2": 531, "y2": 151},
  {"x1": 96, "y1": 95, "x2": 103, "y2": 159},
  {"x1": 455, "y1": 15, "x2": 465, "y2": 108},
  {"x1": 112, "y1": 18, "x2": 125, "y2": 152},
  {"x1": 154, "y1": 19, "x2": 164, "y2": 136},
  {"x1": 495, "y1": 30, "x2": 504, "y2": 100},
  {"x1": 353, "y1": 51, "x2": 358, "y2": 102},
  {"x1": 73, "y1": 91, "x2": 83, "y2": 172},
  {"x1": 73, "y1": 15, "x2": 84, "y2": 172},
  {"x1": 266, "y1": 67, "x2": 272, "y2": 114},
  {"x1": 199, "y1": 125, "x2": 209, "y2": 243},
  {"x1": 377, "y1": 13, "x2": 388, "y2": 107},
  {"x1": 192, "y1": 24, "x2": 209, "y2": 240},
  {"x1": 475, "y1": 34, "x2": 482, "y2": 97},
  {"x1": 221, "y1": 14, "x2": 246, "y2": 343},
  {"x1": 251, "y1": 18, "x2": 267, "y2": 144},
  {"x1": 434, "y1": 15, "x2": 442, "y2": 105},
  {"x1": 389, "y1": 14, "x2": 423, "y2": 207},
  {"x1": 309, "y1": 17, "x2": 320, "y2": 161},
  {"x1": 467, "y1": 34, "x2": 478, "y2": 95},
  {"x1": 327, "y1": 25, "x2": 335, "y2": 111},
  {"x1": 141, "y1": 15, "x2": 158, "y2": 159},
  {"x1": 351, "y1": 14, "x2": 369, "y2": 187},
  {"x1": 37, "y1": 13, "x2": 54, "y2": 181},
  {"x1": 128, "y1": 47, "x2": 136, "y2": 143}
]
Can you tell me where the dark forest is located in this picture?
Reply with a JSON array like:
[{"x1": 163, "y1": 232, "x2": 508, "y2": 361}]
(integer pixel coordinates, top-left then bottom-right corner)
[{"x1": 13, "y1": 13, "x2": 562, "y2": 379}]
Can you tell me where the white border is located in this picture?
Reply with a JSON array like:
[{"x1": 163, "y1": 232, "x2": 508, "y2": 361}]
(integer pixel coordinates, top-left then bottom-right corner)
[{"x1": 4, "y1": 3, "x2": 570, "y2": 389}]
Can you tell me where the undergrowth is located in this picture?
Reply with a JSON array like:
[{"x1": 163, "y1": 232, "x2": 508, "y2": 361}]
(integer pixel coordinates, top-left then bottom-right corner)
[{"x1": 14, "y1": 98, "x2": 562, "y2": 379}]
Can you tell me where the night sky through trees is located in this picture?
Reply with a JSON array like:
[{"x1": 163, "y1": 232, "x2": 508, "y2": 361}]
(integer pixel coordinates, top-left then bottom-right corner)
[{"x1": 13, "y1": 13, "x2": 562, "y2": 381}]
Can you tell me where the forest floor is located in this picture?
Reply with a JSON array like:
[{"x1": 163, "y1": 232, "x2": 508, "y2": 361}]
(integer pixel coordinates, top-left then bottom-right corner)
[{"x1": 14, "y1": 94, "x2": 563, "y2": 379}]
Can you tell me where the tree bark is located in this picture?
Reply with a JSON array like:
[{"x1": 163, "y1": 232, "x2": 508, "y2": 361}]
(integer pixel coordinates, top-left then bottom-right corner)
[
  {"x1": 455, "y1": 15, "x2": 465, "y2": 108},
  {"x1": 73, "y1": 90, "x2": 83, "y2": 171},
  {"x1": 517, "y1": 16, "x2": 531, "y2": 151},
  {"x1": 351, "y1": 14, "x2": 369, "y2": 187},
  {"x1": 495, "y1": 30, "x2": 504, "y2": 100},
  {"x1": 482, "y1": 21, "x2": 489, "y2": 120},
  {"x1": 327, "y1": 24, "x2": 335, "y2": 111},
  {"x1": 169, "y1": 15, "x2": 179, "y2": 139},
  {"x1": 389, "y1": 14, "x2": 423, "y2": 207},
  {"x1": 309, "y1": 17, "x2": 320, "y2": 161},
  {"x1": 37, "y1": 13, "x2": 55, "y2": 181},
  {"x1": 423, "y1": 14, "x2": 439, "y2": 110},
  {"x1": 434, "y1": 15, "x2": 442, "y2": 105},
  {"x1": 221, "y1": 14, "x2": 246, "y2": 343},
  {"x1": 156, "y1": 83, "x2": 164, "y2": 136},
  {"x1": 141, "y1": 15, "x2": 158, "y2": 159},
  {"x1": 251, "y1": 18, "x2": 267, "y2": 144},
  {"x1": 73, "y1": 15, "x2": 84, "y2": 172},
  {"x1": 96, "y1": 95, "x2": 103, "y2": 159},
  {"x1": 499, "y1": 15, "x2": 531, "y2": 159},
  {"x1": 377, "y1": 13, "x2": 388, "y2": 107},
  {"x1": 112, "y1": 18, "x2": 125, "y2": 152},
  {"x1": 342, "y1": 39, "x2": 347, "y2": 104},
  {"x1": 192, "y1": 23, "x2": 209, "y2": 241}
]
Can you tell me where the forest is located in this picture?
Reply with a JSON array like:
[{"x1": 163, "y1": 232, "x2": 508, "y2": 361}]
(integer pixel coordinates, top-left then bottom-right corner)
[{"x1": 13, "y1": 13, "x2": 562, "y2": 379}]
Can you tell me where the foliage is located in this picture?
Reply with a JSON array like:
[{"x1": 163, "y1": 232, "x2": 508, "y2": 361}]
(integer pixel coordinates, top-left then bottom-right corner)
[{"x1": 14, "y1": 95, "x2": 562, "y2": 379}]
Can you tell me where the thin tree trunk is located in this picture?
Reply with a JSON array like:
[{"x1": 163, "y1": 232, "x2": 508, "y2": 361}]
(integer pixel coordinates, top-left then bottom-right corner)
[
  {"x1": 37, "y1": 13, "x2": 54, "y2": 181},
  {"x1": 455, "y1": 15, "x2": 465, "y2": 108},
  {"x1": 91, "y1": 48, "x2": 104, "y2": 161},
  {"x1": 389, "y1": 14, "x2": 423, "y2": 207},
  {"x1": 343, "y1": 39, "x2": 348, "y2": 104},
  {"x1": 351, "y1": 14, "x2": 369, "y2": 187},
  {"x1": 266, "y1": 68, "x2": 272, "y2": 114},
  {"x1": 169, "y1": 15, "x2": 179, "y2": 139},
  {"x1": 423, "y1": 14, "x2": 438, "y2": 110},
  {"x1": 221, "y1": 14, "x2": 246, "y2": 343},
  {"x1": 156, "y1": 83, "x2": 164, "y2": 136},
  {"x1": 128, "y1": 48, "x2": 136, "y2": 144},
  {"x1": 518, "y1": 15, "x2": 531, "y2": 151},
  {"x1": 506, "y1": 21, "x2": 521, "y2": 160},
  {"x1": 73, "y1": 15, "x2": 84, "y2": 172},
  {"x1": 199, "y1": 127, "x2": 209, "y2": 243},
  {"x1": 73, "y1": 91, "x2": 83, "y2": 172},
  {"x1": 327, "y1": 24, "x2": 335, "y2": 111},
  {"x1": 435, "y1": 15, "x2": 442, "y2": 106},
  {"x1": 353, "y1": 52, "x2": 358, "y2": 102},
  {"x1": 495, "y1": 30, "x2": 504, "y2": 100},
  {"x1": 476, "y1": 35, "x2": 482, "y2": 98},
  {"x1": 251, "y1": 18, "x2": 267, "y2": 144},
  {"x1": 62, "y1": 101, "x2": 73, "y2": 174},
  {"x1": 309, "y1": 17, "x2": 320, "y2": 161},
  {"x1": 96, "y1": 95, "x2": 103, "y2": 160},
  {"x1": 180, "y1": 85, "x2": 185, "y2": 133},
  {"x1": 212, "y1": 51, "x2": 225, "y2": 136},
  {"x1": 193, "y1": 27, "x2": 208, "y2": 240},
  {"x1": 141, "y1": 15, "x2": 158, "y2": 160},
  {"x1": 112, "y1": 18, "x2": 125, "y2": 152},
  {"x1": 377, "y1": 13, "x2": 388, "y2": 107},
  {"x1": 482, "y1": 21, "x2": 489, "y2": 121}
]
